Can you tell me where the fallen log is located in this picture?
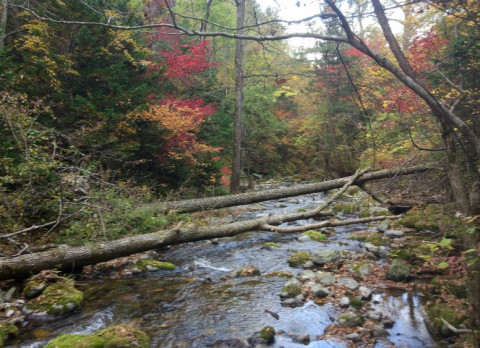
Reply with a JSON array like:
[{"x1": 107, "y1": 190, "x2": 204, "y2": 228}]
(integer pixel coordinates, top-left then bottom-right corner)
[
  {"x1": 0, "y1": 168, "x2": 401, "y2": 280},
  {"x1": 152, "y1": 165, "x2": 432, "y2": 214}
]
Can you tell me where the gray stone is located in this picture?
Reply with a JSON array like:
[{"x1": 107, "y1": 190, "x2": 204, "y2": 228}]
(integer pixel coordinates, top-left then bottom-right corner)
[
  {"x1": 298, "y1": 235, "x2": 311, "y2": 242},
  {"x1": 359, "y1": 286, "x2": 373, "y2": 300},
  {"x1": 311, "y1": 284, "x2": 330, "y2": 298},
  {"x1": 209, "y1": 339, "x2": 249, "y2": 348},
  {"x1": 345, "y1": 333, "x2": 361, "y2": 342},
  {"x1": 382, "y1": 318, "x2": 395, "y2": 328},
  {"x1": 290, "y1": 333, "x2": 310, "y2": 345},
  {"x1": 339, "y1": 277, "x2": 359, "y2": 290},
  {"x1": 298, "y1": 270, "x2": 316, "y2": 281},
  {"x1": 377, "y1": 220, "x2": 390, "y2": 232},
  {"x1": 4, "y1": 287, "x2": 16, "y2": 301},
  {"x1": 386, "y1": 259, "x2": 411, "y2": 281},
  {"x1": 338, "y1": 312, "x2": 364, "y2": 327},
  {"x1": 315, "y1": 271, "x2": 336, "y2": 285},
  {"x1": 302, "y1": 261, "x2": 314, "y2": 269},
  {"x1": 368, "y1": 311, "x2": 383, "y2": 321},
  {"x1": 23, "y1": 283, "x2": 47, "y2": 299},
  {"x1": 339, "y1": 297, "x2": 350, "y2": 308},
  {"x1": 280, "y1": 278, "x2": 302, "y2": 298},
  {"x1": 373, "y1": 325, "x2": 387, "y2": 336},
  {"x1": 385, "y1": 229, "x2": 405, "y2": 238},
  {"x1": 5, "y1": 309, "x2": 14, "y2": 317},
  {"x1": 312, "y1": 249, "x2": 341, "y2": 266},
  {"x1": 369, "y1": 206, "x2": 390, "y2": 216},
  {"x1": 357, "y1": 263, "x2": 372, "y2": 277}
]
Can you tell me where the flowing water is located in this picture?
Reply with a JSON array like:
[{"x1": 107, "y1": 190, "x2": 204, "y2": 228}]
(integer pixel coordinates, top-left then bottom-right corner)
[{"x1": 10, "y1": 190, "x2": 436, "y2": 347}]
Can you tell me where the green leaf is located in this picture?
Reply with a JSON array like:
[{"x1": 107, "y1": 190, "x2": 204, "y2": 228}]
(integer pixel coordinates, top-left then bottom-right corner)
[
  {"x1": 439, "y1": 238, "x2": 452, "y2": 248},
  {"x1": 463, "y1": 248, "x2": 478, "y2": 254},
  {"x1": 465, "y1": 227, "x2": 476, "y2": 235},
  {"x1": 437, "y1": 262, "x2": 449, "y2": 269}
]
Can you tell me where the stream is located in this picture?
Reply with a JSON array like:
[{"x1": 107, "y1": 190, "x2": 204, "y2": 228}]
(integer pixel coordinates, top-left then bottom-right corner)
[{"x1": 10, "y1": 188, "x2": 436, "y2": 348}]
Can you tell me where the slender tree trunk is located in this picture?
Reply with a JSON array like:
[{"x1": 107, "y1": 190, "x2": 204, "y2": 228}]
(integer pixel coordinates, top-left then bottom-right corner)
[
  {"x1": 0, "y1": 0, "x2": 7, "y2": 50},
  {"x1": 230, "y1": 0, "x2": 245, "y2": 193},
  {"x1": 150, "y1": 165, "x2": 431, "y2": 214}
]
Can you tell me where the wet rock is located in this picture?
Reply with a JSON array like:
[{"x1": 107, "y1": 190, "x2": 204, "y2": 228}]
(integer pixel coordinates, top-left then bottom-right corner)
[
  {"x1": 338, "y1": 312, "x2": 364, "y2": 327},
  {"x1": 385, "y1": 229, "x2": 405, "y2": 238},
  {"x1": 290, "y1": 332, "x2": 310, "y2": 345},
  {"x1": 339, "y1": 297, "x2": 350, "y2": 308},
  {"x1": 282, "y1": 296, "x2": 304, "y2": 307},
  {"x1": 297, "y1": 235, "x2": 311, "y2": 242},
  {"x1": 315, "y1": 271, "x2": 336, "y2": 285},
  {"x1": 248, "y1": 326, "x2": 275, "y2": 346},
  {"x1": 288, "y1": 251, "x2": 311, "y2": 267},
  {"x1": 358, "y1": 286, "x2": 373, "y2": 300},
  {"x1": 363, "y1": 243, "x2": 389, "y2": 259},
  {"x1": 208, "y1": 339, "x2": 249, "y2": 348},
  {"x1": 23, "y1": 281, "x2": 48, "y2": 299},
  {"x1": 298, "y1": 270, "x2": 316, "y2": 281},
  {"x1": 338, "y1": 277, "x2": 359, "y2": 290},
  {"x1": 386, "y1": 259, "x2": 411, "y2": 281},
  {"x1": 129, "y1": 259, "x2": 176, "y2": 273},
  {"x1": 45, "y1": 324, "x2": 150, "y2": 348},
  {"x1": 24, "y1": 279, "x2": 83, "y2": 317},
  {"x1": 367, "y1": 311, "x2": 383, "y2": 321},
  {"x1": 373, "y1": 324, "x2": 387, "y2": 336},
  {"x1": 0, "y1": 322, "x2": 19, "y2": 347},
  {"x1": 280, "y1": 278, "x2": 302, "y2": 298},
  {"x1": 302, "y1": 261, "x2": 314, "y2": 269},
  {"x1": 377, "y1": 220, "x2": 390, "y2": 232},
  {"x1": 312, "y1": 249, "x2": 341, "y2": 266},
  {"x1": 311, "y1": 284, "x2": 330, "y2": 298},
  {"x1": 382, "y1": 318, "x2": 395, "y2": 328},
  {"x1": 301, "y1": 230, "x2": 327, "y2": 242},
  {"x1": 345, "y1": 332, "x2": 361, "y2": 342}
]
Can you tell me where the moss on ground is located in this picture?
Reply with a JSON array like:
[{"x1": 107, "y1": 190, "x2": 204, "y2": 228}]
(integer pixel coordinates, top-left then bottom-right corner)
[
  {"x1": 302, "y1": 230, "x2": 327, "y2": 242},
  {"x1": 45, "y1": 324, "x2": 150, "y2": 348},
  {"x1": 129, "y1": 259, "x2": 176, "y2": 272},
  {"x1": 288, "y1": 251, "x2": 311, "y2": 267},
  {"x1": 26, "y1": 278, "x2": 83, "y2": 316},
  {"x1": 0, "y1": 322, "x2": 18, "y2": 348}
]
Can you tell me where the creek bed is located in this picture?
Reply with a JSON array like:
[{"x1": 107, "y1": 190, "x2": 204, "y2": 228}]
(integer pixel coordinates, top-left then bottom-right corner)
[{"x1": 10, "y1": 191, "x2": 436, "y2": 347}]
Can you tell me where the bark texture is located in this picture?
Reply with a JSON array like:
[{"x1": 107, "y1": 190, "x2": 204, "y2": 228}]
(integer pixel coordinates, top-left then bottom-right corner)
[
  {"x1": 0, "y1": 166, "x2": 423, "y2": 280},
  {"x1": 152, "y1": 165, "x2": 431, "y2": 214}
]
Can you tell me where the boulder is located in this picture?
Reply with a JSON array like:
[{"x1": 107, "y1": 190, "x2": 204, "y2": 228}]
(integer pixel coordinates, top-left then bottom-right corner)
[
  {"x1": 386, "y1": 259, "x2": 411, "y2": 281},
  {"x1": 338, "y1": 277, "x2": 359, "y2": 290},
  {"x1": 338, "y1": 312, "x2": 364, "y2": 327},
  {"x1": 315, "y1": 271, "x2": 336, "y2": 285},
  {"x1": 280, "y1": 278, "x2": 302, "y2": 298},
  {"x1": 311, "y1": 285, "x2": 330, "y2": 298},
  {"x1": 358, "y1": 286, "x2": 373, "y2": 300},
  {"x1": 312, "y1": 249, "x2": 341, "y2": 266}
]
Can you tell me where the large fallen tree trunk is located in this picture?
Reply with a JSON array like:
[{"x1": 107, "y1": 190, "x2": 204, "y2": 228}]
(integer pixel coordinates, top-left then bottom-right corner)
[
  {"x1": 153, "y1": 165, "x2": 432, "y2": 213},
  {"x1": 0, "y1": 168, "x2": 404, "y2": 280}
]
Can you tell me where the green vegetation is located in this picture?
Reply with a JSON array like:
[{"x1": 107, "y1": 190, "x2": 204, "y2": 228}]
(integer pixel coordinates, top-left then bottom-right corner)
[
  {"x1": 349, "y1": 297, "x2": 363, "y2": 310},
  {"x1": 288, "y1": 251, "x2": 311, "y2": 267},
  {"x1": 129, "y1": 259, "x2": 176, "y2": 272},
  {"x1": 302, "y1": 230, "x2": 328, "y2": 242},
  {"x1": 0, "y1": 323, "x2": 18, "y2": 348},
  {"x1": 45, "y1": 324, "x2": 150, "y2": 348}
]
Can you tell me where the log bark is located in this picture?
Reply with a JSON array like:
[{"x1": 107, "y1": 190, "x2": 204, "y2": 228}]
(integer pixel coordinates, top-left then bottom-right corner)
[
  {"x1": 152, "y1": 165, "x2": 431, "y2": 214},
  {"x1": 0, "y1": 167, "x2": 409, "y2": 280}
]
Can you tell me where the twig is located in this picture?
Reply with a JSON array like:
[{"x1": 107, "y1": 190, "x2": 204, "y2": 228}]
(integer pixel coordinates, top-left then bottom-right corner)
[
  {"x1": 440, "y1": 318, "x2": 473, "y2": 334},
  {"x1": 0, "y1": 221, "x2": 57, "y2": 239}
]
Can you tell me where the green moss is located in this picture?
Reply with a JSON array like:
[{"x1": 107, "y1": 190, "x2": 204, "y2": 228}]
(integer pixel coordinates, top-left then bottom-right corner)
[
  {"x1": 302, "y1": 230, "x2": 327, "y2": 242},
  {"x1": 236, "y1": 265, "x2": 261, "y2": 277},
  {"x1": 45, "y1": 334, "x2": 105, "y2": 348},
  {"x1": 365, "y1": 233, "x2": 386, "y2": 247},
  {"x1": 0, "y1": 323, "x2": 18, "y2": 347},
  {"x1": 263, "y1": 271, "x2": 293, "y2": 278},
  {"x1": 259, "y1": 326, "x2": 275, "y2": 343},
  {"x1": 331, "y1": 202, "x2": 360, "y2": 214},
  {"x1": 395, "y1": 204, "x2": 468, "y2": 235},
  {"x1": 426, "y1": 303, "x2": 464, "y2": 337},
  {"x1": 45, "y1": 324, "x2": 150, "y2": 348},
  {"x1": 129, "y1": 259, "x2": 176, "y2": 272},
  {"x1": 262, "y1": 242, "x2": 281, "y2": 248},
  {"x1": 288, "y1": 251, "x2": 311, "y2": 267},
  {"x1": 26, "y1": 279, "x2": 83, "y2": 316},
  {"x1": 349, "y1": 297, "x2": 363, "y2": 310}
]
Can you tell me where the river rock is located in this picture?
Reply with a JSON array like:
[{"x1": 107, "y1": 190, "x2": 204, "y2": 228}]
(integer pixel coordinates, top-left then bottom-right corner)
[
  {"x1": 208, "y1": 339, "x2": 249, "y2": 348},
  {"x1": 247, "y1": 326, "x2": 275, "y2": 346},
  {"x1": 311, "y1": 284, "x2": 330, "y2": 298},
  {"x1": 290, "y1": 333, "x2": 310, "y2": 345},
  {"x1": 298, "y1": 270, "x2": 316, "y2": 281},
  {"x1": 345, "y1": 332, "x2": 361, "y2": 342},
  {"x1": 315, "y1": 271, "x2": 336, "y2": 285},
  {"x1": 386, "y1": 259, "x2": 411, "y2": 281},
  {"x1": 338, "y1": 277, "x2": 359, "y2": 290},
  {"x1": 385, "y1": 229, "x2": 405, "y2": 238},
  {"x1": 302, "y1": 261, "x2": 314, "y2": 269},
  {"x1": 3, "y1": 287, "x2": 16, "y2": 302},
  {"x1": 298, "y1": 235, "x2": 311, "y2": 242},
  {"x1": 23, "y1": 282, "x2": 47, "y2": 299},
  {"x1": 338, "y1": 312, "x2": 364, "y2": 327},
  {"x1": 339, "y1": 297, "x2": 350, "y2": 308},
  {"x1": 373, "y1": 325, "x2": 387, "y2": 336},
  {"x1": 356, "y1": 263, "x2": 372, "y2": 277},
  {"x1": 280, "y1": 278, "x2": 302, "y2": 298},
  {"x1": 368, "y1": 311, "x2": 383, "y2": 321},
  {"x1": 312, "y1": 249, "x2": 341, "y2": 266},
  {"x1": 363, "y1": 243, "x2": 389, "y2": 259},
  {"x1": 359, "y1": 286, "x2": 373, "y2": 300}
]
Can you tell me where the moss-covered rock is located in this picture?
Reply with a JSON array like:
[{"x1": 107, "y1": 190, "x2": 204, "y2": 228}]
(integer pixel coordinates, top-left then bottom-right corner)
[
  {"x1": 45, "y1": 324, "x2": 150, "y2": 348},
  {"x1": 301, "y1": 230, "x2": 327, "y2": 242},
  {"x1": 129, "y1": 259, "x2": 176, "y2": 273},
  {"x1": 288, "y1": 251, "x2": 311, "y2": 267},
  {"x1": 262, "y1": 242, "x2": 281, "y2": 249},
  {"x1": 0, "y1": 322, "x2": 19, "y2": 348},
  {"x1": 386, "y1": 259, "x2": 411, "y2": 281},
  {"x1": 258, "y1": 326, "x2": 275, "y2": 343},
  {"x1": 263, "y1": 271, "x2": 293, "y2": 278},
  {"x1": 349, "y1": 297, "x2": 363, "y2": 310},
  {"x1": 331, "y1": 202, "x2": 361, "y2": 215},
  {"x1": 359, "y1": 206, "x2": 392, "y2": 218},
  {"x1": 280, "y1": 278, "x2": 302, "y2": 298},
  {"x1": 236, "y1": 265, "x2": 261, "y2": 277},
  {"x1": 426, "y1": 304, "x2": 464, "y2": 338},
  {"x1": 395, "y1": 204, "x2": 468, "y2": 236},
  {"x1": 23, "y1": 281, "x2": 47, "y2": 299},
  {"x1": 338, "y1": 312, "x2": 364, "y2": 327},
  {"x1": 25, "y1": 278, "x2": 83, "y2": 316}
]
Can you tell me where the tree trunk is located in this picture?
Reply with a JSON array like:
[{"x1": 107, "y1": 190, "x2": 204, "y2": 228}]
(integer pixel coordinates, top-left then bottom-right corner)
[
  {"x1": 151, "y1": 165, "x2": 431, "y2": 214},
  {"x1": 230, "y1": 0, "x2": 245, "y2": 193},
  {"x1": 0, "y1": 0, "x2": 7, "y2": 50},
  {"x1": 0, "y1": 168, "x2": 393, "y2": 280}
]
